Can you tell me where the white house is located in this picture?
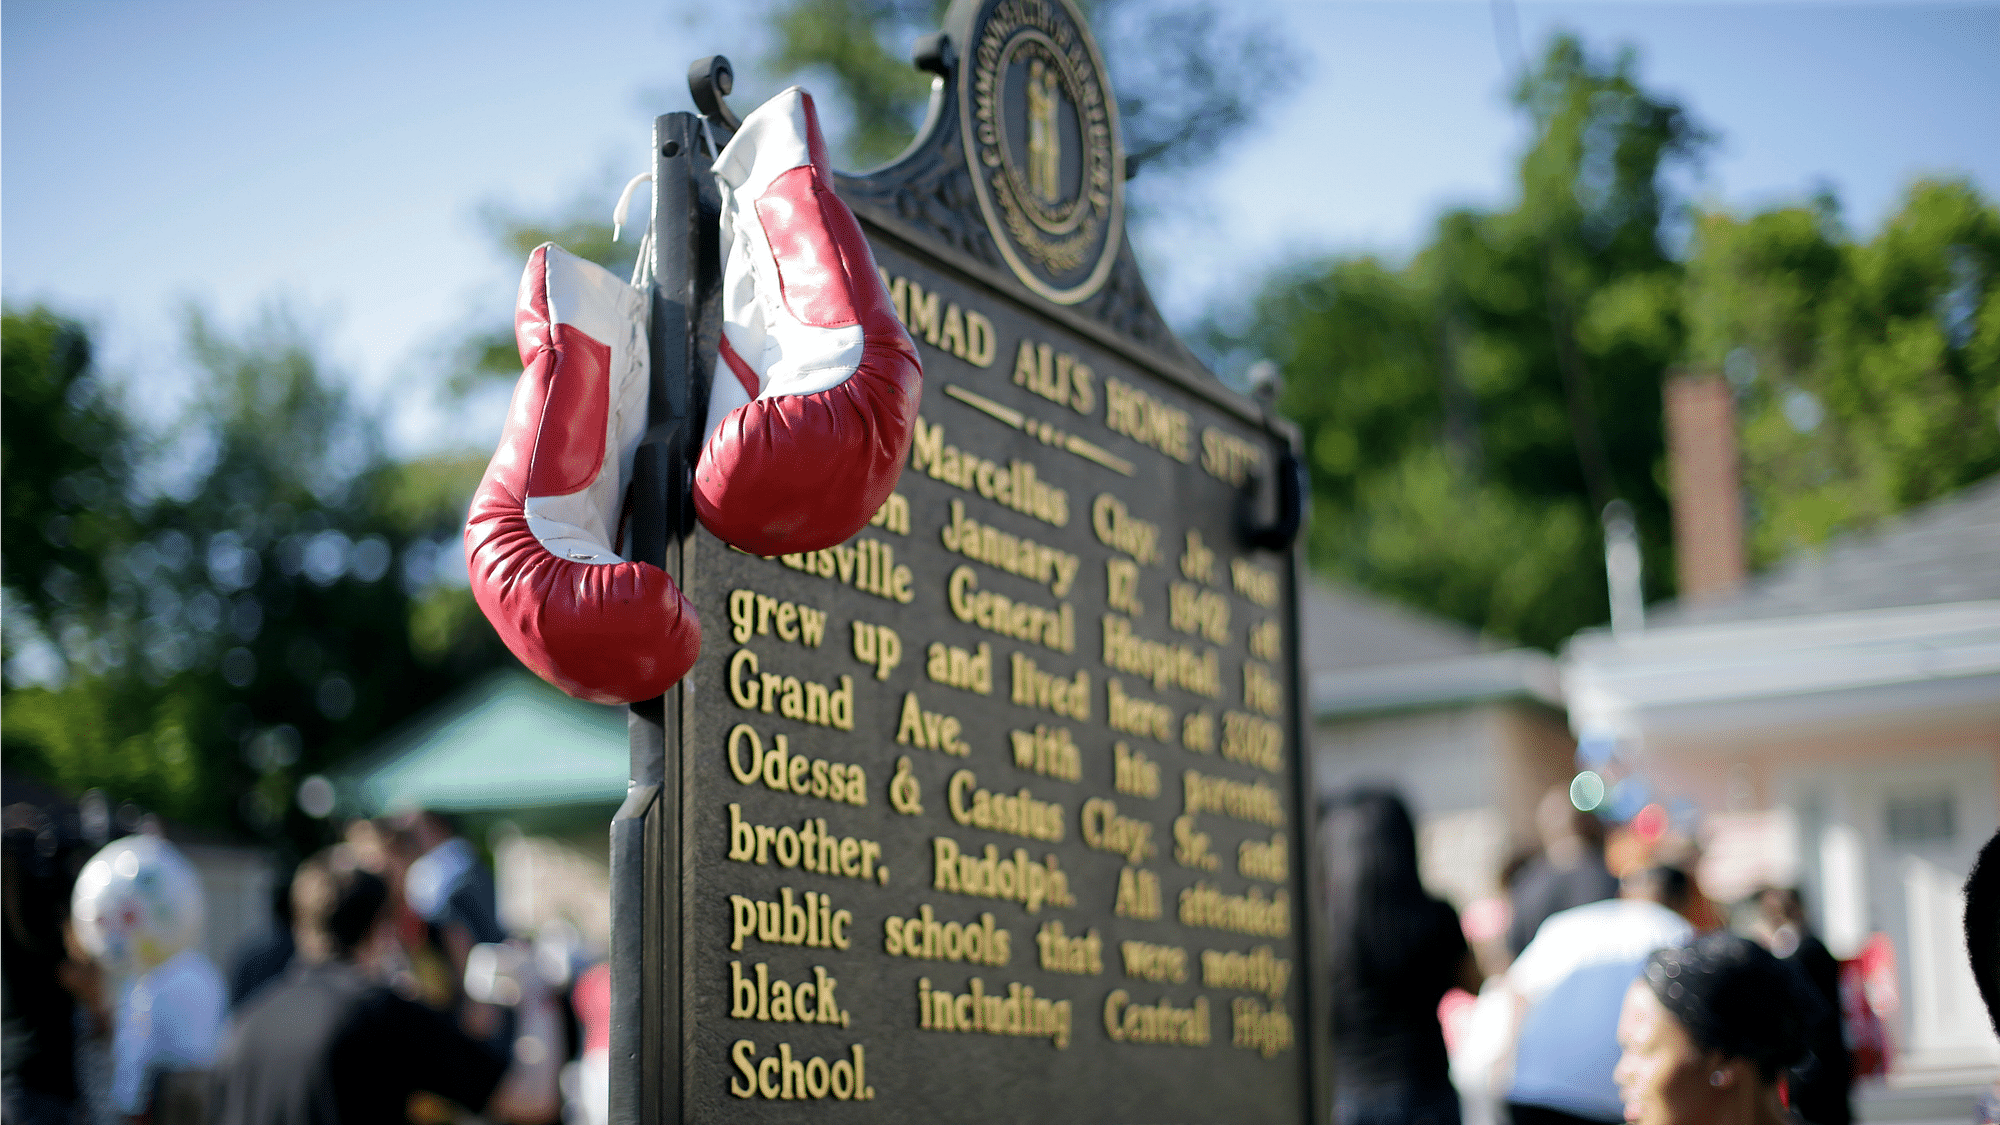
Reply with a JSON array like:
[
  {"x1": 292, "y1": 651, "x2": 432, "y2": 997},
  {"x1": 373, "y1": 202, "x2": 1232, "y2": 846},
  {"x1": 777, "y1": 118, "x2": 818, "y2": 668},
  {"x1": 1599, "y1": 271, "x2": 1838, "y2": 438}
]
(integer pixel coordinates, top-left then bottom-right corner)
[{"x1": 1565, "y1": 473, "x2": 2000, "y2": 1076}]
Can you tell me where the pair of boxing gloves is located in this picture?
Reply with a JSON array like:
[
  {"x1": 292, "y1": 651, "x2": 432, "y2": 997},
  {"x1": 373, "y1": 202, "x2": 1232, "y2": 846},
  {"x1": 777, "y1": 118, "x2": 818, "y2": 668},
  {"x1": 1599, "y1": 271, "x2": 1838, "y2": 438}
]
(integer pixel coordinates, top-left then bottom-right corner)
[{"x1": 464, "y1": 89, "x2": 921, "y2": 705}]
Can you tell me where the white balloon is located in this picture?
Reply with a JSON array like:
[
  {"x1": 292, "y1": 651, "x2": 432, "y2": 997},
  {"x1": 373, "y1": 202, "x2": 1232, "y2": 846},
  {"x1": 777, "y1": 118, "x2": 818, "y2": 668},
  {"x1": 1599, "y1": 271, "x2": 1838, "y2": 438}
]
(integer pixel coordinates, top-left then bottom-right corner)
[{"x1": 70, "y1": 835, "x2": 204, "y2": 978}]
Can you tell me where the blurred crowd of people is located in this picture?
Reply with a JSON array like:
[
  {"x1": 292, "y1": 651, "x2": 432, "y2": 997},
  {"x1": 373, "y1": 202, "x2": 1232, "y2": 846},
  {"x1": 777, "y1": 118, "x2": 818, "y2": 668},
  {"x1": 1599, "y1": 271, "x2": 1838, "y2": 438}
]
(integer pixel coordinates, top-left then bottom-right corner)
[
  {"x1": 2, "y1": 799, "x2": 607, "y2": 1125},
  {"x1": 13, "y1": 777, "x2": 1993, "y2": 1124},
  {"x1": 1319, "y1": 783, "x2": 1978, "y2": 1125}
]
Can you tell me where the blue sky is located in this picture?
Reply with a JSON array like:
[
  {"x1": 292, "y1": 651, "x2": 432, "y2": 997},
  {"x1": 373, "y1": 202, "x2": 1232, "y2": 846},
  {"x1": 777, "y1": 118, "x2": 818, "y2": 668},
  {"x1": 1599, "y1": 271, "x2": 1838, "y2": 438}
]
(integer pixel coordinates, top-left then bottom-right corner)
[{"x1": 6, "y1": 1, "x2": 1997, "y2": 456}]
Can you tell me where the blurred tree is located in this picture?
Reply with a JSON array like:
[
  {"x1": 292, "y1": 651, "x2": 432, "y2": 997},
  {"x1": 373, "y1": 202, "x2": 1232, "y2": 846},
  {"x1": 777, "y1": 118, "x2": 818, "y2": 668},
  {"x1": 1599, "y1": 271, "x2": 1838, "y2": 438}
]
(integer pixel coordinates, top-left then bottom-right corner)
[
  {"x1": 1226, "y1": 35, "x2": 1702, "y2": 649},
  {"x1": 2, "y1": 308, "x2": 140, "y2": 650},
  {"x1": 1686, "y1": 179, "x2": 2000, "y2": 564},
  {"x1": 763, "y1": 0, "x2": 1299, "y2": 174},
  {"x1": 452, "y1": 194, "x2": 645, "y2": 392},
  {"x1": 1, "y1": 306, "x2": 504, "y2": 847}
]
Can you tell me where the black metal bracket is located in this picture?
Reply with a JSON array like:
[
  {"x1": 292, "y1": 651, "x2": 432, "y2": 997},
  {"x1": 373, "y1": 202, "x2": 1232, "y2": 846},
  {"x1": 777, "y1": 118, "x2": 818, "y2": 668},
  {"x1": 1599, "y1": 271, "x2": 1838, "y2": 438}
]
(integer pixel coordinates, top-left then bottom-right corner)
[
  {"x1": 687, "y1": 55, "x2": 741, "y2": 138},
  {"x1": 913, "y1": 32, "x2": 955, "y2": 77},
  {"x1": 1237, "y1": 443, "x2": 1306, "y2": 553}
]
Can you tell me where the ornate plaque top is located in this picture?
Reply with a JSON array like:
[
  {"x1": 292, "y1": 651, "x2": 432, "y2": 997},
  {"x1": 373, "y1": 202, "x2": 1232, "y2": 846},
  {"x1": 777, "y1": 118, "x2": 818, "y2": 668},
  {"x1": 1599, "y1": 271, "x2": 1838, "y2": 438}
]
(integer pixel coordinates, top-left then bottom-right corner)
[{"x1": 955, "y1": 0, "x2": 1126, "y2": 305}]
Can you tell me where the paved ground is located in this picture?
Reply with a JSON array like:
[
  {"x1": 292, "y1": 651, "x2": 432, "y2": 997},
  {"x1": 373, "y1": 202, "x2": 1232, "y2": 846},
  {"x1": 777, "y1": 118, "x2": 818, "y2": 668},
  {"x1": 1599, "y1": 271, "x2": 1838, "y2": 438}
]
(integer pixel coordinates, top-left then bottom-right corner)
[{"x1": 1856, "y1": 1071, "x2": 1995, "y2": 1124}]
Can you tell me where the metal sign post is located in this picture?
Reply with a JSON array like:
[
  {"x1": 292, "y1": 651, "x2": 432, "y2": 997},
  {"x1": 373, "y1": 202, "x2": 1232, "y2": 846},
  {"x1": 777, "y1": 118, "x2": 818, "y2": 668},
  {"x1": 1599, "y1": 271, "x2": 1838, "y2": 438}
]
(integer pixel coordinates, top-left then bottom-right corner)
[{"x1": 611, "y1": 101, "x2": 720, "y2": 1125}]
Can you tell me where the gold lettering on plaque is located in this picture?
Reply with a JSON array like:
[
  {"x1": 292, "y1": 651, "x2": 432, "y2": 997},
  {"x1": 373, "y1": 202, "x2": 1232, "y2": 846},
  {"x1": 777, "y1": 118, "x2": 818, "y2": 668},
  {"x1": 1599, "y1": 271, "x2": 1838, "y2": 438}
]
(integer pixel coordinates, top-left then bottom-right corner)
[
  {"x1": 1231, "y1": 998, "x2": 1294, "y2": 1057},
  {"x1": 912, "y1": 417, "x2": 1069, "y2": 527},
  {"x1": 1182, "y1": 768, "x2": 1286, "y2": 826},
  {"x1": 1230, "y1": 558, "x2": 1279, "y2": 607},
  {"x1": 1221, "y1": 711, "x2": 1283, "y2": 773},
  {"x1": 1012, "y1": 339, "x2": 1096, "y2": 415},
  {"x1": 1036, "y1": 920, "x2": 1104, "y2": 975},
  {"x1": 895, "y1": 692, "x2": 971, "y2": 756},
  {"x1": 880, "y1": 272, "x2": 997, "y2": 368},
  {"x1": 728, "y1": 887, "x2": 853, "y2": 952},
  {"x1": 1113, "y1": 742, "x2": 1161, "y2": 798},
  {"x1": 728, "y1": 1040, "x2": 873, "y2": 1101},
  {"x1": 1181, "y1": 710, "x2": 1216, "y2": 754},
  {"x1": 884, "y1": 904, "x2": 1012, "y2": 966},
  {"x1": 941, "y1": 499, "x2": 1080, "y2": 596},
  {"x1": 1010, "y1": 653, "x2": 1091, "y2": 721},
  {"x1": 1106, "y1": 677, "x2": 1175, "y2": 742},
  {"x1": 726, "y1": 725, "x2": 866, "y2": 806},
  {"x1": 776, "y1": 539, "x2": 914, "y2": 604},
  {"x1": 1173, "y1": 814, "x2": 1219, "y2": 872},
  {"x1": 1103, "y1": 991, "x2": 1210, "y2": 1046},
  {"x1": 948, "y1": 769, "x2": 1065, "y2": 842},
  {"x1": 1200, "y1": 945, "x2": 1292, "y2": 1000},
  {"x1": 916, "y1": 977, "x2": 1072, "y2": 1048},
  {"x1": 1113, "y1": 865, "x2": 1161, "y2": 919},
  {"x1": 1178, "y1": 882, "x2": 1291, "y2": 938},
  {"x1": 1168, "y1": 583, "x2": 1230, "y2": 645},
  {"x1": 1102, "y1": 614, "x2": 1221, "y2": 697},
  {"x1": 726, "y1": 649, "x2": 854, "y2": 730},
  {"x1": 1248, "y1": 618, "x2": 1282, "y2": 663},
  {"x1": 1241, "y1": 661, "x2": 1282, "y2": 717},
  {"x1": 948, "y1": 567, "x2": 1075, "y2": 653},
  {"x1": 1106, "y1": 557, "x2": 1143, "y2": 616},
  {"x1": 729, "y1": 589, "x2": 828, "y2": 647},
  {"x1": 930, "y1": 836, "x2": 1073, "y2": 912},
  {"x1": 1010, "y1": 725, "x2": 1082, "y2": 782},
  {"x1": 1201, "y1": 428, "x2": 1263, "y2": 486},
  {"x1": 889, "y1": 757, "x2": 925, "y2": 815},
  {"x1": 850, "y1": 621, "x2": 902, "y2": 680},
  {"x1": 1103, "y1": 377, "x2": 1192, "y2": 462},
  {"x1": 1180, "y1": 529, "x2": 1217, "y2": 584},
  {"x1": 1091, "y1": 494, "x2": 1160, "y2": 563},
  {"x1": 730, "y1": 962, "x2": 849, "y2": 1027},
  {"x1": 1081, "y1": 798, "x2": 1155, "y2": 863},
  {"x1": 868, "y1": 491, "x2": 911, "y2": 535},
  {"x1": 926, "y1": 640, "x2": 994, "y2": 694},
  {"x1": 1238, "y1": 832, "x2": 1290, "y2": 884},
  {"x1": 1118, "y1": 940, "x2": 1188, "y2": 983},
  {"x1": 727, "y1": 808, "x2": 885, "y2": 885}
]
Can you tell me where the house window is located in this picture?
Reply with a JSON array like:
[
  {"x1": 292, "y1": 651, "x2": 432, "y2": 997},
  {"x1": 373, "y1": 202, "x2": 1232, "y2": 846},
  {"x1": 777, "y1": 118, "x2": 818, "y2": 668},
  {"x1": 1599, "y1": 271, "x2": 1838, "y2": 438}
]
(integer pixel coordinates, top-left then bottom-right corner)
[{"x1": 1885, "y1": 791, "x2": 1955, "y2": 845}]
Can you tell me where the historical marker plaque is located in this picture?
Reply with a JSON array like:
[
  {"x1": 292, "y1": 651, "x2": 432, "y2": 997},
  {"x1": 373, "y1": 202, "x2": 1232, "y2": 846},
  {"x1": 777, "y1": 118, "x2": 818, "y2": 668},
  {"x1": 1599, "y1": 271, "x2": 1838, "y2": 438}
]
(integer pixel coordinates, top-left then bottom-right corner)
[{"x1": 617, "y1": 1, "x2": 1319, "y2": 1120}]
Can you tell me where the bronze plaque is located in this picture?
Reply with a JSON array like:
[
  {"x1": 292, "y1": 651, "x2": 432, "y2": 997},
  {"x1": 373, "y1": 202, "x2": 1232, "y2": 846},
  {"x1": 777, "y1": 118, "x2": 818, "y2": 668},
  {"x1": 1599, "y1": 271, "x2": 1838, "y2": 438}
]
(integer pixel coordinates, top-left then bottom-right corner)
[{"x1": 640, "y1": 2, "x2": 1317, "y2": 1120}]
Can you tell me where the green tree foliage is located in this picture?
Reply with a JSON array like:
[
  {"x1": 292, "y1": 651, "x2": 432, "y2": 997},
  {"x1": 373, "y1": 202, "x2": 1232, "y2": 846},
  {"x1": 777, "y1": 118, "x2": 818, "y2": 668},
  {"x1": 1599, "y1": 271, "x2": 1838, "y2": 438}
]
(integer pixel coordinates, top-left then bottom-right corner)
[
  {"x1": 1235, "y1": 36, "x2": 1998, "y2": 648},
  {"x1": 2, "y1": 309, "x2": 139, "y2": 640},
  {"x1": 1, "y1": 305, "x2": 503, "y2": 845},
  {"x1": 769, "y1": 0, "x2": 939, "y2": 168},
  {"x1": 762, "y1": 0, "x2": 1299, "y2": 174},
  {"x1": 1228, "y1": 36, "x2": 1702, "y2": 649},
  {"x1": 453, "y1": 195, "x2": 645, "y2": 392},
  {"x1": 1686, "y1": 180, "x2": 2000, "y2": 563}
]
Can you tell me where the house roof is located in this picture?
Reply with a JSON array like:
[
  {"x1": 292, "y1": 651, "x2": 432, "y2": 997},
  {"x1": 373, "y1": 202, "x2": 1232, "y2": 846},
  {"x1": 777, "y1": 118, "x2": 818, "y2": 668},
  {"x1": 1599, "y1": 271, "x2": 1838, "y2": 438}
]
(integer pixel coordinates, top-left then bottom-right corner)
[
  {"x1": 339, "y1": 672, "x2": 629, "y2": 815},
  {"x1": 1301, "y1": 579, "x2": 1561, "y2": 718},
  {"x1": 1565, "y1": 474, "x2": 2000, "y2": 742},
  {"x1": 1654, "y1": 472, "x2": 2000, "y2": 627},
  {"x1": 1300, "y1": 580, "x2": 1484, "y2": 673}
]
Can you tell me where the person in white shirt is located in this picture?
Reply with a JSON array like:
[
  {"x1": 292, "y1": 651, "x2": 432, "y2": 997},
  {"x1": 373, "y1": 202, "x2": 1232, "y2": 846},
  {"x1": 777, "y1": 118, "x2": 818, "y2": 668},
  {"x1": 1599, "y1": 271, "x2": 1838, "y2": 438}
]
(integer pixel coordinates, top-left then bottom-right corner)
[
  {"x1": 110, "y1": 945, "x2": 225, "y2": 1119},
  {"x1": 1503, "y1": 866, "x2": 1696, "y2": 1125}
]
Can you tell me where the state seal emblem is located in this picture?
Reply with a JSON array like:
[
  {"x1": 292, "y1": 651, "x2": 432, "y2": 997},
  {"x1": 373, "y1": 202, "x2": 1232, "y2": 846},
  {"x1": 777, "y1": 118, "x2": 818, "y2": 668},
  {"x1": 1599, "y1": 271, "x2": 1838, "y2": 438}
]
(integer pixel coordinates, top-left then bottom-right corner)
[{"x1": 956, "y1": 0, "x2": 1126, "y2": 305}]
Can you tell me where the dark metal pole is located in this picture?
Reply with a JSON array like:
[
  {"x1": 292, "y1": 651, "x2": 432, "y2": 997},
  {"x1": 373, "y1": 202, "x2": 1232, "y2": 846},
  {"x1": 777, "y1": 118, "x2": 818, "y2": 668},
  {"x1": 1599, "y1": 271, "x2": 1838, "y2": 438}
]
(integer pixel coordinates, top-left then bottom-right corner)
[
  {"x1": 1276, "y1": 421, "x2": 1331, "y2": 1125},
  {"x1": 610, "y1": 110, "x2": 705, "y2": 1125}
]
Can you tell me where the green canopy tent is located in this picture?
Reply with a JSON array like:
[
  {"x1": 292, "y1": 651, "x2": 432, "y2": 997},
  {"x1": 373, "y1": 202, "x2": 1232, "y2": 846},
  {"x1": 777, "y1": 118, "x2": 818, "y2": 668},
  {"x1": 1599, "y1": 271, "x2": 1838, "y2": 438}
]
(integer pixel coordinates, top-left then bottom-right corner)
[{"x1": 340, "y1": 671, "x2": 630, "y2": 833}]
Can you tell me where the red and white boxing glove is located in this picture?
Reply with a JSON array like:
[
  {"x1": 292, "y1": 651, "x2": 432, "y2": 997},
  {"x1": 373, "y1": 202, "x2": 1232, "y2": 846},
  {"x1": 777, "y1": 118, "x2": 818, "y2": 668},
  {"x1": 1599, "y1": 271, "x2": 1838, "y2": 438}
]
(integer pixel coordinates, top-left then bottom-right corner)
[
  {"x1": 465, "y1": 245, "x2": 699, "y2": 705},
  {"x1": 695, "y1": 87, "x2": 922, "y2": 556}
]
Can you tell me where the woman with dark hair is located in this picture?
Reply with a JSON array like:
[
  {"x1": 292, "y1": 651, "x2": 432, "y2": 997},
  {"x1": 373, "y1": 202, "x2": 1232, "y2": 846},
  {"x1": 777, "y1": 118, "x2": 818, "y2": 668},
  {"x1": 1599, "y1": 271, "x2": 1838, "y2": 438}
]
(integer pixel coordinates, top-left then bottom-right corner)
[
  {"x1": 1321, "y1": 788, "x2": 1481, "y2": 1125},
  {"x1": 1613, "y1": 931, "x2": 1824, "y2": 1125}
]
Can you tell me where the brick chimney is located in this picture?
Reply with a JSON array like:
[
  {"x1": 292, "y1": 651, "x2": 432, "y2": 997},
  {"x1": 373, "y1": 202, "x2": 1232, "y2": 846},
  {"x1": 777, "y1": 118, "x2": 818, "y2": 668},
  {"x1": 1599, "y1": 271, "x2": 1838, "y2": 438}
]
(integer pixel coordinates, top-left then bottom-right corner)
[{"x1": 1663, "y1": 370, "x2": 1747, "y2": 602}]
